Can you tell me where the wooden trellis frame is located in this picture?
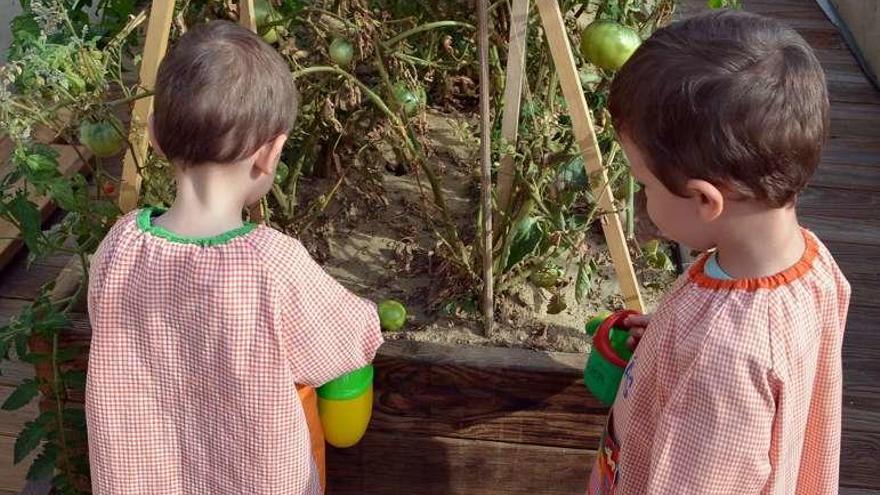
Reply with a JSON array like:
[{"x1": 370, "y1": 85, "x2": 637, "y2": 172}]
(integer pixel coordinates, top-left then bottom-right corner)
[
  {"x1": 118, "y1": 0, "x2": 261, "y2": 220},
  {"x1": 499, "y1": 0, "x2": 645, "y2": 312}
]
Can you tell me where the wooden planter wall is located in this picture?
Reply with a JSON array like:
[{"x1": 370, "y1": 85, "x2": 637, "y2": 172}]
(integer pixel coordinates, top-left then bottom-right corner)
[{"x1": 326, "y1": 341, "x2": 603, "y2": 495}]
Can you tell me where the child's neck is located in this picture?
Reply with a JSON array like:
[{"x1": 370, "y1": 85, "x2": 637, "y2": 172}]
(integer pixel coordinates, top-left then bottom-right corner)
[
  {"x1": 713, "y1": 205, "x2": 805, "y2": 280},
  {"x1": 154, "y1": 166, "x2": 248, "y2": 238}
]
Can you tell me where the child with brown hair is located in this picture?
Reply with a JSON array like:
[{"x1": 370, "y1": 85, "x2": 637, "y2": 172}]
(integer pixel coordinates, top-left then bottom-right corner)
[
  {"x1": 85, "y1": 21, "x2": 382, "y2": 494},
  {"x1": 589, "y1": 10, "x2": 850, "y2": 495}
]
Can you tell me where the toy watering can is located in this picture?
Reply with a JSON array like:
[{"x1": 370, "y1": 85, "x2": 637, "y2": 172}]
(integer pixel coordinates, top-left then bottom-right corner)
[
  {"x1": 584, "y1": 310, "x2": 641, "y2": 406},
  {"x1": 317, "y1": 364, "x2": 374, "y2": 448}
]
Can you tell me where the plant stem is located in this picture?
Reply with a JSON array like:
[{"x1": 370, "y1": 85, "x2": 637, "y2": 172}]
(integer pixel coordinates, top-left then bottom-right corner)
[
  {"x1": 293, "y1": 65, "x2": 462, "y2": 254},
  {"x1": 104, "y1": 90, "x2": 154, "y2": 107},
  {"x1": 383, "y1": 21, "x2": 475, "y2": 48}
]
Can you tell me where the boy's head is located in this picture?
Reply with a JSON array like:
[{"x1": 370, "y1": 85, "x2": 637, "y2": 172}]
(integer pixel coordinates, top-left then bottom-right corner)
[
  {"x1": 610, "y1": 10, "x2": 828, "y2": 249},
  {"x1": 150, "y1": 20, "x2": 298, "y2": 204}
]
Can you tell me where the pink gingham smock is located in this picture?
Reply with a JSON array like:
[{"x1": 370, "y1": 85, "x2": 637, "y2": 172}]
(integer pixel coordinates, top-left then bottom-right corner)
[
  {"x1": 86, "y1": 207, "x2": 383, "y2": 495},
  {"x1": 589, "y1": 230, "x2": 850, "y2": 495}
]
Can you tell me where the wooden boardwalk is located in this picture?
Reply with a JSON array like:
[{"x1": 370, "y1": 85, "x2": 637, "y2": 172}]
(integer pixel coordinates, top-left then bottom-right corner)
[{"x1": 1, "y1": 0, "x2": 878, "y2": 492}]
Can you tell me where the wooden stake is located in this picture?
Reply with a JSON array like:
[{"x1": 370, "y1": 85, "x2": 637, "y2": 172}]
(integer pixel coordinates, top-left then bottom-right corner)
[
  {"x1": 117, "y1": 0, "x2": 176, "y2": 213},
  {"x1": 535, "y1": 0, "x2": 644, "y2": 312},
  {"x1": 496, "y1": 0, "x2": 530, "y2": 214},
  {"x1": 238, "y1": 0, "x2": 266, "y2": 223},
  {"x1": 239, "y1": 0, "x2": 257, "y2": 32},
  {"x1": 478, "y1": 0, "x2": 494, "y2": 333}
]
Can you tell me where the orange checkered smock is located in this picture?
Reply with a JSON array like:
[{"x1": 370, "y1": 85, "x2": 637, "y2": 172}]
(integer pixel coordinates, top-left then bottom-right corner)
[
  {"x1": 85, "y1": 208, "x2": 383, "y2": 494},
  {"x1": 589, "y1": 230, "x2": 850, "y2": 494}
]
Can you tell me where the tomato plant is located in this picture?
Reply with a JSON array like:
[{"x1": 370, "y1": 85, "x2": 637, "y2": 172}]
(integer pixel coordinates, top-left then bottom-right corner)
[{"x1": 0, "y1": 3, "x2": 144, "y2": 492}]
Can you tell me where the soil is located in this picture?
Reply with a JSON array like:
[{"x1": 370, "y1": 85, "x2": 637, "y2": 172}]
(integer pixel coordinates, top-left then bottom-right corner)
[{"x1": 296, "y1": 110, "x2": 676, "y2": 353}]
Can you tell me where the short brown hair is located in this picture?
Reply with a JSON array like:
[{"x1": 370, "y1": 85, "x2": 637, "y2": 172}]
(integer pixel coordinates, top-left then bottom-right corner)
[
  {"x1": 610, "y1": 10, "x2": 828, "y2": 207},
  {"x1": 153, "y1": 20, "x2": 298, "y2": 165}
]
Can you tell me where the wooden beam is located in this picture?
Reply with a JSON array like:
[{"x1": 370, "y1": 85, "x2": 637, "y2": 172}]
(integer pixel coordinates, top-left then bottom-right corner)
[
  {"x1": 535, "y1": 0, "x2": 644, "y2": 312},
  {"x1": 118, "y1": 0, "x2": 176, "y2": 213},
  {"x1": 496, "y1": 0, "x2": 530, "y2": 214}
]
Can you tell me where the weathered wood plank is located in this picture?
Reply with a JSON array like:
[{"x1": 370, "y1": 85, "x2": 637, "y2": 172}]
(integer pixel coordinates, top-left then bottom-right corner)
[
  {"x1": 743, "y1": 0, "x2": 827, "y2": 21},
  {"x1": 0, "y1": 360, "x2": 33, "y2": 389},
  {"x1": 0, "y1": 252, "x2": 72, "y2": 301},
  {"x1": 800, "y1": 215, "x2": 880, "y2": 246},
  {"x1": 0, "y1": 435, "x2": 36, "y2": 493},
  {"x1": 0, "y1": 384, "x2": 39, "y2": 437},
  {"x1": 840, "y1": 488, "x2": 880, "y2": 495},
  {"x1": 830, "y1": 103, "x2": 880, "y2": 139},
  {"x1": 799, "y1": 187, "x2": 880, "y2": 221},
  {"x1": 326, "y1": 431, "x2": 594, "y2": 495},
  {"x1": 811, "y1": 164, "x2": 880, "y2": 192},
  {"x1": 373, "y1": 340, "x2": 604, "y2": 449},
  {"x1": 841, "y1": 429, "x2": 880, "y2": 490},
  {"x1": 842, "y1": 304, "x2": 880, "y2": 434}
]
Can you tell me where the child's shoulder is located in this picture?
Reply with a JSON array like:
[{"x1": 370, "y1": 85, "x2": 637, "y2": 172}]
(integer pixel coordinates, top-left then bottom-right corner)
[
  {"x1": 654, "y1": 231, "x2": 848, "y2": 370},
  {"x1": 247, "y1": 225, "x2": 325, "y2": 282}
]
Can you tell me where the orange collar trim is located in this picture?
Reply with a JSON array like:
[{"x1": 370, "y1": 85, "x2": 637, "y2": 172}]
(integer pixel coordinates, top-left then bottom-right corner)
[{"x1": 687, "y1": 230, "x2": 819, "y2": 292}]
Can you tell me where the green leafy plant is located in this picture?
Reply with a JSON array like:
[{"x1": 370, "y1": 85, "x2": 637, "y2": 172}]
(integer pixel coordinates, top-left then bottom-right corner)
[
  {"x1": 708, "y1": 0, "x2": 742, "y2": 9},
  {"x1": 1, "y1": 1, "x2": 144, "y2": 491}
]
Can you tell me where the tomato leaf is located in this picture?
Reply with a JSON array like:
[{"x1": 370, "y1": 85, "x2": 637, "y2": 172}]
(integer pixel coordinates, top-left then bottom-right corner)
[
  {"x1": 2, "y1": 378, "x2": 39, "y2": 411},
  {"x1": 7, "y1": 194, "x2": 44, "y2": 254},
  {"x1": 575, "y1": 260, "x2": 596, "y2": 304},
  {"x1": 26, "y1": 443, "x2": 58, "y2": 480},
  {"x1": 708, "y1": 0, "x2": 724, "y2": 8},
  {"x1": 506, "y1": 216, "x2": 543, "y2": 270},
  {"x1": 15, "y1": 411, "x2": 55, "y2": 464}
]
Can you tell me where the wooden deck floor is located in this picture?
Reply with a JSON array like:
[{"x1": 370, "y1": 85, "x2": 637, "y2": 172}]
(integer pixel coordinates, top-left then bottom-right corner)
[{"x1": 1, "y1": 0, "x2": 879, "y2": 492}]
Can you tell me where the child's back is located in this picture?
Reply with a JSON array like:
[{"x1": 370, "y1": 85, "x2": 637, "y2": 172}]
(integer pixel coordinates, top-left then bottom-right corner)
[
  {"x1": 85, "y1": 22, "x2": 382, "y2": 495},
  {"x1": 609, "y1": 233, "x2": 849, "y2": 493},
  {"x1": 589, "y1": 10, "x2": 851, "y2": 495}
]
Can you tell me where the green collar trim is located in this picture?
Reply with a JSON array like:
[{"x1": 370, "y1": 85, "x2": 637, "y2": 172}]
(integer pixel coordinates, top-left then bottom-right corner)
[{"x1": 136, "y1": 206, "x2": 257, "y2": 246}]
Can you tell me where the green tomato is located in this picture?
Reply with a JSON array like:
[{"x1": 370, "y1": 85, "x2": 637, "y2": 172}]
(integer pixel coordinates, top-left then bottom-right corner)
[
  {"x1": 579, "y1": 21, "x2": 642, "y2": 72},
  {"x1": 262, "y1": 12, "x2": 284, "y2": 44},
  {"x1": 275, "y1": 161, "x2": 289, "y2": 185},
  {"x1": 378, "y1": 299, "x2": 407, "y2": 331},
  {"x1": 254, "y1": 0, "x2": 283, "y2": 44},
  {"x1": 530, "y1": 264, "x2": 565, "y2": 289},
  {"x1": 329, "y1": 38, "x2": 354, "y2": 67},
  {"x1": 546, "y1": 295, "x2": 567, "y2": 315},
  {"x1": 79, "y1": 118, "x2": 125, "y2": 158},
  {"x1": 392, "y1": 83, "x2": 426, "y2": 117}
]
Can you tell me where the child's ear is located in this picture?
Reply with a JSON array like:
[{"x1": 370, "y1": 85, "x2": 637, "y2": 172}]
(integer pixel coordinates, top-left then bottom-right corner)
[
  {"x1": 685, "y1": 179, "x2": 724, "y2": 222},
  {"x1": 252, "y1": 134, "x2": 288, "y2": 176},
  {"x1": 147, "y1": 115, "x2": 166, "y2": 158}
]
